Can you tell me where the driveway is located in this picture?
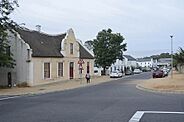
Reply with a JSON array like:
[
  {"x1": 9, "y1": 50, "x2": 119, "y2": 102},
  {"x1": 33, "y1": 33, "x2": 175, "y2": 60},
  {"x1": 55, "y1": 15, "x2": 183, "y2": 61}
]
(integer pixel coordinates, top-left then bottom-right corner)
[{"x1": 0, "y1": 72, "x2": 184, "y2": 122}]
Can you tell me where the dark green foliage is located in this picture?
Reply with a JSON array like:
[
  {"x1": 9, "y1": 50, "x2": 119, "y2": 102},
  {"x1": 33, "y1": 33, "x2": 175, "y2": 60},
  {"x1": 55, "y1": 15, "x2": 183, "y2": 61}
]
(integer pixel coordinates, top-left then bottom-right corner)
[
  {"x1": 174, "y1": 47, "x2": 184, "y2": 70},
  {"x1": 0, "y1": 0, "x2": 18, "y2": 68},
  {"x1": 143, "y1": 53, "x2": 171, "y2": 60},
  {"x1": 93, "y1": 28, "x2": 127, "y2": 74}
]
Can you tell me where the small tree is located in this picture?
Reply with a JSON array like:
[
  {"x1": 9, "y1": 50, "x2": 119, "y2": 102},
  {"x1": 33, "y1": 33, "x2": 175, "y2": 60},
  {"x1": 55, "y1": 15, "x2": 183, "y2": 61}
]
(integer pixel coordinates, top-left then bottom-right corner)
[
  {"x1": 174, "y1": 47, "x2": 184, "y2": 72},
  {"x1": 0, "y1": 0, "x2": 18, "y2": 68},
  {"x1": 93, "y1": 28, "x2": 127, "y2": 75}
]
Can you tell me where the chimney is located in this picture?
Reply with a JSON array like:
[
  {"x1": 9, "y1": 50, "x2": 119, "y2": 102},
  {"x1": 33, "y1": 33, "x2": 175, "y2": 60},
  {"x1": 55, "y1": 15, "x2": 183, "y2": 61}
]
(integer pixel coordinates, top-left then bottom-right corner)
[{"x1": 35, "y1": 25, "x2": 41, "y2": 32}]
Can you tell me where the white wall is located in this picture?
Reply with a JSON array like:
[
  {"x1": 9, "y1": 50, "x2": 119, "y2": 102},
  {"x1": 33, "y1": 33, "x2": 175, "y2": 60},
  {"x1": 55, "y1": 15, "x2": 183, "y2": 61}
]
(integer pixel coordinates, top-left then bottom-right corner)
[
  {"x1": 0, "y1": 32, "x2": 33, "y2": 86},
  {"x1": 110, "y1": 59, "x2": 124, "y2": 73},
  {"x1": 137, "y1": 61, "x2": 153, "y2": 68}
]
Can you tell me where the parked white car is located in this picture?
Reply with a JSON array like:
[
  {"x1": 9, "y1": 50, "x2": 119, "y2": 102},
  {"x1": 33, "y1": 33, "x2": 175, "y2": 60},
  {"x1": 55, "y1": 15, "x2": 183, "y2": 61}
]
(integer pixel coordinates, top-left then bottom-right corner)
[
  {"x1": 133, "y1": 69, "x2": 142, "y2": 74},
  {"x1": 110, "y1": 71, "x2": 123, "y2": 78}
]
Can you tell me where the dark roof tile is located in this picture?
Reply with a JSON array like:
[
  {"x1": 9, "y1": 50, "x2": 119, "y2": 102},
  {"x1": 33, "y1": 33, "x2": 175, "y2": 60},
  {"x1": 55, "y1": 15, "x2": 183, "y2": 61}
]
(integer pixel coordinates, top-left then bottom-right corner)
[
  {"x1": 123, "y1": 55, "x2": 136, "y2": 61},
  {"x1": 17, "y1": 28, "x2": 66, "y2": 57},
  {"x1": 79, "y1": 43, "x2": 94, "y2": 59}
]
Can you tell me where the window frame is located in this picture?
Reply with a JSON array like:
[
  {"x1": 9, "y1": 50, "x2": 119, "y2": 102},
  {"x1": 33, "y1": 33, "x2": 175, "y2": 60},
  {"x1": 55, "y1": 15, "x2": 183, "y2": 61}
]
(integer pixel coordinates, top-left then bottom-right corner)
[
  {"x1": 57, "y1": 62, "x2": 64, "y2": 77},
  {"x1": 43, "y1": 62, "x2": 51, "y2": 79},
  {"x1": 70, "y1": 43, "x2": 74, "y2": 54}
]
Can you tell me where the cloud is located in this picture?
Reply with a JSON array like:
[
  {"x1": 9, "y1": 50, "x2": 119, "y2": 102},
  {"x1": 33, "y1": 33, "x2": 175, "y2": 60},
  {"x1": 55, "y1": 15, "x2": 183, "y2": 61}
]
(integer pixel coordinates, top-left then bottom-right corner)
[{"x1": 12, "y1": 0, "x2": 184, "y2": 57}]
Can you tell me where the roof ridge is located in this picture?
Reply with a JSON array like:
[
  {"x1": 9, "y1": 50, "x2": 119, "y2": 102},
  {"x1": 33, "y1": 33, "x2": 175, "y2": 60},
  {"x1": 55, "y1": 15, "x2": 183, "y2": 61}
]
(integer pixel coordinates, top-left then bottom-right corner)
[{"x1": 19, "y1": 27, "x2": 66, "y2": 37}]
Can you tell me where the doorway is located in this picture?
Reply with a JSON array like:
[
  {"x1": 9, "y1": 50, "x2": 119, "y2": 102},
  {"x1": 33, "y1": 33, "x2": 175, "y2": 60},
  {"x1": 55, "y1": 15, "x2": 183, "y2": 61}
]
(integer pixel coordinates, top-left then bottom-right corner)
[{"x1": 69, "y1": 62, "x2": 74, "y2": 79}]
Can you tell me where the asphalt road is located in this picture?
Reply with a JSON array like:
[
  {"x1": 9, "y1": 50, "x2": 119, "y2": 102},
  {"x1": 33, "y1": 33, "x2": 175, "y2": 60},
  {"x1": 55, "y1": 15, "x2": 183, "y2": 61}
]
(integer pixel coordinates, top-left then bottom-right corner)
[{"x1": 0, "y1": 72, "x2": 184, "y2": 122}]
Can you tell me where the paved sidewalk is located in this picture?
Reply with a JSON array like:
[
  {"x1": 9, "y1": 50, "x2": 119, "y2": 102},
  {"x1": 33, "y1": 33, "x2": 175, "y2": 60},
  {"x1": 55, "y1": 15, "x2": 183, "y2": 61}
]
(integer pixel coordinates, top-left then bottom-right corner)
[
  {"x1": 0, "y1": 76, "x2": 113, "y2": 96},
  {"x1": 137, "y1": 71, "x2": 184, "y2": 94}
]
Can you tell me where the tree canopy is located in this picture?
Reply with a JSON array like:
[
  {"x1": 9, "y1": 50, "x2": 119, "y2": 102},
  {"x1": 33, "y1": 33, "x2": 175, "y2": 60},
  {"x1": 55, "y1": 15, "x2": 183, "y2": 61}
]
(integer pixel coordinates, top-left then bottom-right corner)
[
  {"x1": 142, "y1": 53, "x2": 171, "y2": 60},
  {"x1": 0, "y1": 0, "x2": 18, "y2": 68},
  {"x1": 174, "y1": 47, "x2": 184, "y2": 68},
  {"x1": 93, "y1": 28, "x2": 127, "y2": 73}
]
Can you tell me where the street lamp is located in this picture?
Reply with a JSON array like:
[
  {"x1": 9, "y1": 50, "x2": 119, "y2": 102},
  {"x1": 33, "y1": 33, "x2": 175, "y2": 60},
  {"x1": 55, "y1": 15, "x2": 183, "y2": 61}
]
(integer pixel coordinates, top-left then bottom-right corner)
[{"x1": 170, "y1": 35, "x2": 173, "y2": 78}]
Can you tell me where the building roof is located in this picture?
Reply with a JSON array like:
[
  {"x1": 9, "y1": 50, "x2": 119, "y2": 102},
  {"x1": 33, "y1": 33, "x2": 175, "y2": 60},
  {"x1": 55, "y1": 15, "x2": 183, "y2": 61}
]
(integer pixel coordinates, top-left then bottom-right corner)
[
  {"x1": 158, "y1": 58, "x2": 171, "y2": 63},
  {"x1": 17, "y1": 28, "x2": 94, "y2": 59},
  {"x1": 137, "y1": 58, "x2": 152, "y2": 62},
  {"x1": 79, "y1": 42, "x2": 94, "y2": 59},
  {"x1": 123, "y1": 55, "x2": 136, "y2": 61},
  {"x1": 17, "y1": 28, "x2": 66, "y2": 57}
]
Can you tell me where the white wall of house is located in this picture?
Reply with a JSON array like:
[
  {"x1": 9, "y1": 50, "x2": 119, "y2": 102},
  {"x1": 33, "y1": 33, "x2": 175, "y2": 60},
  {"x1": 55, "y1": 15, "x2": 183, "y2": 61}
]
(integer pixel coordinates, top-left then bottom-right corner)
[
  {"x1": 0, "y1": 67, "x2": 16, "y2": 86},
  {"x1": 31, "y1": 57, "x2": 94, "y2": 86},
  {"x1": 109, "y1": 56, "x2": 137, "y2": 73},
  {"x1": 110, "y1": 59, "x2": 124, "y2": 72},
  {"x1": 123, "y1": 58, "x2": 137, "y2": 71},
  {"x1": 0, "y1": 32, "x2": 33, "y2": 86},
  {"x1": 0, "y1": 29, "x2": 94, "y2": 86},
  {"x1": 137, "y1": 59, "x2": 153, "y2": 68}
]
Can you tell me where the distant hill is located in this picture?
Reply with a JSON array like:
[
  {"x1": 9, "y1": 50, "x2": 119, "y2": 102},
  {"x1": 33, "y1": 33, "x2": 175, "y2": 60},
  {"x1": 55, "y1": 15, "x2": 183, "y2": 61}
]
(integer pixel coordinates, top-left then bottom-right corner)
[{"x1": 141, "y1": 53, "x2": 171, "y2": 60}]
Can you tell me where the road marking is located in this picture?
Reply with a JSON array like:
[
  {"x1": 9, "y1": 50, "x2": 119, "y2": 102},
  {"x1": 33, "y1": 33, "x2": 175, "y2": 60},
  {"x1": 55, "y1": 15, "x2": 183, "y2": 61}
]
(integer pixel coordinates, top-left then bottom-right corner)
[
  {"x1": 0, "y1": 96, "x2": 20, "y2": 101},
  {"x1": 129, "y1": 111, "x2": 144, "y2": 122},
  {"x1": 129, "y1": 111, "x2": 184, "y2": 122}
]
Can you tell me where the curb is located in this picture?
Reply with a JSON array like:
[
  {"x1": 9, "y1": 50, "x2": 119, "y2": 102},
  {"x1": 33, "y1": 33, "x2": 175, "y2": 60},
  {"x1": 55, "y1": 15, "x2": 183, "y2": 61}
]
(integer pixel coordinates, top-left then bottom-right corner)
[
  {"x1": 136, "y1": 84, "x2": 184, "y2": 94},
  {"x1": 0, "y1": 78, "x2": 114, "y2": 97}
]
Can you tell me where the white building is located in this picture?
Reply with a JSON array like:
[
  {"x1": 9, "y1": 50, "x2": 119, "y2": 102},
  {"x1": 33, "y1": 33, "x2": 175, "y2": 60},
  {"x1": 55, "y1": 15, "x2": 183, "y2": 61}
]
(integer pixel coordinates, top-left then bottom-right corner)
[
  {"x1": 0, "y1": 28, "x2": 94, "y2": 86},
  {"x1": 110, "y1": 59, "x2": 124, "y2": 72},
  {"x1": 137, "y1": 58, "x2": 154, "y2": 68},
  {"x1": 109, "y1": 55, "x2": 137, "y2": 73},
  {"x1": 123, "y1": 55, "x2": 137, "y2": 70},
  {"x1": 157, "y1": 58, "x2": 171, "y2": 67}
]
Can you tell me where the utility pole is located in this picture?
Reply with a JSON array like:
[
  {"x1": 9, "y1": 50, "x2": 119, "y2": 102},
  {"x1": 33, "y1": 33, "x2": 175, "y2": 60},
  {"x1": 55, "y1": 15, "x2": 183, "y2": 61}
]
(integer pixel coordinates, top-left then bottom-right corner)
[{"x1": 170, "y1": 35, "x2": 173, "y2": 79}]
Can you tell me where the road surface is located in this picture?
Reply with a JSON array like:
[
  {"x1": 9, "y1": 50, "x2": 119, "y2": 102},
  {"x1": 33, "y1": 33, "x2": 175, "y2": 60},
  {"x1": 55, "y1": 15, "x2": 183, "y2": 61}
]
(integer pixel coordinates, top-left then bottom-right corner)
[{"x1": 0, "y1": 72, "x2": 184, "y2": 122}]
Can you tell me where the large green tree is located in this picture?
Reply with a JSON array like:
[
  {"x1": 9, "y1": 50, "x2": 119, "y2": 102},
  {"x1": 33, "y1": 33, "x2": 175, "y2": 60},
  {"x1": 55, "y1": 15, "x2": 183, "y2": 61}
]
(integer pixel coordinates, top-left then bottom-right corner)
[
  {"x1": 93, "y1": 28, "x2": 127, "y2": 75},
  {"x1": 0, "y1": 0, "x2": 18, "y2": 68}
]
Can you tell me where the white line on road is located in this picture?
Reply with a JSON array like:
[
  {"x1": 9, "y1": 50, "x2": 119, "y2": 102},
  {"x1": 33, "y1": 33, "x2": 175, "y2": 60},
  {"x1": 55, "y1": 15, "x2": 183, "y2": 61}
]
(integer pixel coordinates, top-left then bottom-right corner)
[
  {"x1": 129, "y1": 111, "x2": 144, "y2": 122},
  {"x1": 0, "y1": 96, "x2": 21, "y2": 101},
  {"x1": 129, "y1": 111, "x2": 184, "y2": 122}
]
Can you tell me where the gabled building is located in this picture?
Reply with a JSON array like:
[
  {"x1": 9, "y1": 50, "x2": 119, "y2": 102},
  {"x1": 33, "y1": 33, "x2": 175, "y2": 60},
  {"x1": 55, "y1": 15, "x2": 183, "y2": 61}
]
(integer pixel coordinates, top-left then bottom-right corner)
[
  {"x1": 123, "y1": 55, "x2": 137, "y2": 69},
  {"x1": 0, "y1": 28, "x2": 94, "y2": 86}
]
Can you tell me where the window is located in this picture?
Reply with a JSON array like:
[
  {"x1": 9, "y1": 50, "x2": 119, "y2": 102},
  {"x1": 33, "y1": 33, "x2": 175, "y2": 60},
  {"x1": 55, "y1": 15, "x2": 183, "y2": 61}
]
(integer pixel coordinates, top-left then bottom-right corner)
[
  {"x1": 6, "y1": 46, "x2": 10, "y2": 56},
  {"x1": 70, "y1": 43, "x2": 73, "y2": 54},
  {"x1": 94, "y1": 70, "x2": 98, "y2": 73},
  {"x1": 27, "y1": 49, "x2": 31, "y2": 62},
  {"x1": 87, "y1": 62, "x2": 90, "y2": 73},
  {"x1": 114, "y1": 66, "x2": 116, "y2": 71},
  {"x1": 44, "y1": 63, "x2": 50, "y2": 79},
  {"x1": 58, "y1": 62, "x2": 63, "y2": 77}
]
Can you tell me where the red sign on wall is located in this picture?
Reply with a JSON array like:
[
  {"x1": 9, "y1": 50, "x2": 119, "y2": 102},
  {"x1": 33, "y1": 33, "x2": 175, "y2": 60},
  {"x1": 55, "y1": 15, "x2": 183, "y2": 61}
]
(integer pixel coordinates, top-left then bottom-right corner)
[{"x1": 78, "y1": 59, "x2": 85, "y2": 65}]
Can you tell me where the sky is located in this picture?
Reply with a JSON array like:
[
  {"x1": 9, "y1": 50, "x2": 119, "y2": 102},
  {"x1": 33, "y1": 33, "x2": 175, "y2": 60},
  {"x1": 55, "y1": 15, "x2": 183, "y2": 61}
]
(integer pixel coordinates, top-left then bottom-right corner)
[{"x1": 11, "y1": 0, "x2": 184, "y2": 58}]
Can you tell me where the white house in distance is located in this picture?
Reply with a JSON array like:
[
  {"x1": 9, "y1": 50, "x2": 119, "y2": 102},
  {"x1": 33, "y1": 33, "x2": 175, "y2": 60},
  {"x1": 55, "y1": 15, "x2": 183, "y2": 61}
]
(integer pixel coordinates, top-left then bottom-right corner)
[
  {"x1": 123, "y1": 55, "x2": 137, "y2": 70},
  {"x1": 110, "y1": 59, "x2": 124, "y2": 73},
  {"x1": 137, "y1": 58, "x2": 154, "y2": 68},
  {"x1": 109, "y1": 55, "x2": 137, "y2": 73},
  {"x1": 157, "y1": 58, "x2": 171, "y2": 67}
]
